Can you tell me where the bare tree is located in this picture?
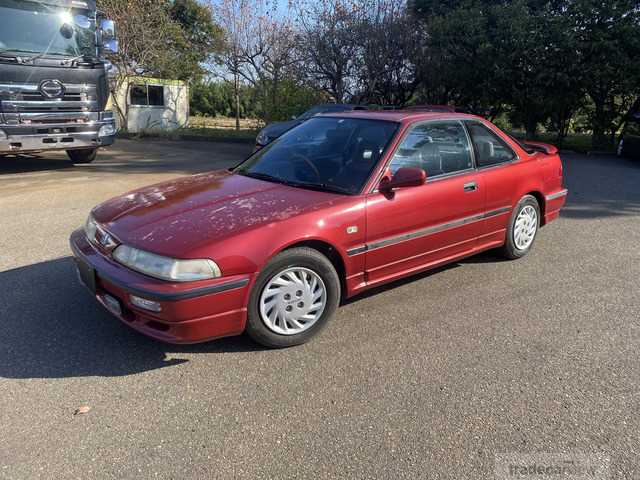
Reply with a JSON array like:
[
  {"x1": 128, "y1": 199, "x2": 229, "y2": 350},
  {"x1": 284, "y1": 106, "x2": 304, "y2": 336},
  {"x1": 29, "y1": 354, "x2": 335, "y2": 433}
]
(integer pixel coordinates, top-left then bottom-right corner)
[
  {"x1": 292, "y1": 0, "x2": 420, "y2": 106},
  {"x1": 214, "y1": 0, "x2": 253, "y2": 129},
  {"x1": 351, "y1": 0, "x2": 422, "y2": 106},
  {"x1": 293, "y1": 0, "x2": 362, "y2": 103}
]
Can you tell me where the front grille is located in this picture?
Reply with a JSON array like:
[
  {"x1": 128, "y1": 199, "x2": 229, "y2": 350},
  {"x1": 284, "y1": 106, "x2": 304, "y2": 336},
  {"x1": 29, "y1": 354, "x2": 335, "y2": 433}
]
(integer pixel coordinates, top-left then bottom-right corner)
[{"x1": 0, "y1": 82, "x2": 98, "y2": 114}]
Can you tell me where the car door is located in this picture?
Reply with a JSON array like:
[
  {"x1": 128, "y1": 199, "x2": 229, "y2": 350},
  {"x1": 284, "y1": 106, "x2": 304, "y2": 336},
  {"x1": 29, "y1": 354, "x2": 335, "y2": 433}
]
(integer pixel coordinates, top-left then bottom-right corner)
[
  {"x1": 464, "y1": 121, "x2": 520, "y2": 246},
  {"x1": 363, "y1": 120, "x2": 485, "y2": 286}
]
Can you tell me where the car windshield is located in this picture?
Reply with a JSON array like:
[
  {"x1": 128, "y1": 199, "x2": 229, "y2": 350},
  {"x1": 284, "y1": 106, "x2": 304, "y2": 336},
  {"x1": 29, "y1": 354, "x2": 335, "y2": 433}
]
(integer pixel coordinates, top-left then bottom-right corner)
[
  {"x1": 0, "y1": 0, "x2": 96, "y2": 58},
  {"x1": 236, "y1": 117, "x2": 399, "y2": 195}
]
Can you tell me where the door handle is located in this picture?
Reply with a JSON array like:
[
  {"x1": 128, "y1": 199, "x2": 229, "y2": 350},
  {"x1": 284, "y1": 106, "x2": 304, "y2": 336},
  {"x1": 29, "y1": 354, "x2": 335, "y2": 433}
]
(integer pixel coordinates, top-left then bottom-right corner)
[{"x1": 463, "y1": 181, "x2": 478, "y2": 192}]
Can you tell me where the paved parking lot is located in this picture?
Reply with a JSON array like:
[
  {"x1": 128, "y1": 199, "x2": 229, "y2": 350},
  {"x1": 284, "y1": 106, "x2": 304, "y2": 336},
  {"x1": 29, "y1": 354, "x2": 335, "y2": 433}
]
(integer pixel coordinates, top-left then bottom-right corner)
[{"x1": 1, "y1": 139, "x2": 639, "y2": 479}]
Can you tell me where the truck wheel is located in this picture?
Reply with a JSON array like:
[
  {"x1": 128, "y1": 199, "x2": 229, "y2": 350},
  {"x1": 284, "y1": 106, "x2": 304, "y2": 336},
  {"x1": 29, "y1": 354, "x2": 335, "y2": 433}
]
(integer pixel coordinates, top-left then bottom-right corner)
[{"x1": 67, "y1": 148, "x2": 97, "y2": 164}]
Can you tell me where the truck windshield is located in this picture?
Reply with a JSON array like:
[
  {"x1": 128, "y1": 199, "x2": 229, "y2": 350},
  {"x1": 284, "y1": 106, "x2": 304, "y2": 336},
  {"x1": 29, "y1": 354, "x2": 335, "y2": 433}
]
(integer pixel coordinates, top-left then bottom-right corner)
[{"x1": 0, "y1": 0, "x2": 96, "y2": 58}]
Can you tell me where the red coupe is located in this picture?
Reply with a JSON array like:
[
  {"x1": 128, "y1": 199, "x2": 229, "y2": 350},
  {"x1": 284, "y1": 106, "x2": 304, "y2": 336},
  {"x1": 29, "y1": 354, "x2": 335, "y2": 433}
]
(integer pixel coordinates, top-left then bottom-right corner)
[{"x1": 70, "y1": 111, "x2": 567, "y2": 347}]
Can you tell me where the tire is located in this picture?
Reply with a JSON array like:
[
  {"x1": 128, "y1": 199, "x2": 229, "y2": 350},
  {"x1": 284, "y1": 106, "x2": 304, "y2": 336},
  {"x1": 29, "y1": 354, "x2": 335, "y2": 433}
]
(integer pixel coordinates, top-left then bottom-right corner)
[
  {"x1": 67, "y1": 148, "x2": 97, "y2": 164},
  {"x1": 501, "y1": 195, "x2": 541, "y2": 260},
  {"x1": 245, "y1": 247, "x2": 341, "y2": 348}
]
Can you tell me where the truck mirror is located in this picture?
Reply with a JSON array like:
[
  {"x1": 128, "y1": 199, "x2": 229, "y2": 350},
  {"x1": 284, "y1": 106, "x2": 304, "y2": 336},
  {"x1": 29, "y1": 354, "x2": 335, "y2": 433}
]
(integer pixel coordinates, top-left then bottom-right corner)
[
  {"x1": 100, "y1": 19, "x2": 116, "y2": 41},
  {"x1": 100, "y1": 19, "x2": 118, "y2": 54}
]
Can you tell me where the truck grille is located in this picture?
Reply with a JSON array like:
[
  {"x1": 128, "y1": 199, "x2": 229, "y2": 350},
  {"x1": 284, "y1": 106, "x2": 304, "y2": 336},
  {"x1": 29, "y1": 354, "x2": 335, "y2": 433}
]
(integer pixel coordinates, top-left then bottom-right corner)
[{"x1": 0, "y1": 83, "x2": 99, "y2": 114}]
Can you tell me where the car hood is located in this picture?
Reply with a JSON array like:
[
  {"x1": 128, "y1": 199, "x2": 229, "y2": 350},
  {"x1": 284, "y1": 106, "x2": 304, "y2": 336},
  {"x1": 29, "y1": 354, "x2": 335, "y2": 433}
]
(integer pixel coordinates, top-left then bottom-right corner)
[
  {"x1": 261, "y1": 119, "x2": 302, "y2": 139},
  {"x1": 92, "y1": 171, "x2": 342, "y2": 257}
]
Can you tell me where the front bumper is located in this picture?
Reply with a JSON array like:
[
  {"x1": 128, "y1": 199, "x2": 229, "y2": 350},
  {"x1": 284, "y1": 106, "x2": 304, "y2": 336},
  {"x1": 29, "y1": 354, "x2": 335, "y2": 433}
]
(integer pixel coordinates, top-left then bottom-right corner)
[
  {"x1": 0, "y1": 111, "x2": 115, "y2": 154},
  {"x1": 69, "y1": 229, "x2": 252, "y2": 344},
  {"x1": 0, "y1": 131, "x2": 114, "y2": 153}
]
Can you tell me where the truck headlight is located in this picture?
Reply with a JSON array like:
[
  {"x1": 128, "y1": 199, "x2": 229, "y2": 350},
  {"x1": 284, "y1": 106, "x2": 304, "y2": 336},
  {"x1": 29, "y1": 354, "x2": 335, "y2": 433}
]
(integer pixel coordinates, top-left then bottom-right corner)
[
  {"x1": 113, "y1": 245, "x2": 222, "y2": 282},
  {"x1": 99, "y1": 123, "x2": 116, "y2": 137}
]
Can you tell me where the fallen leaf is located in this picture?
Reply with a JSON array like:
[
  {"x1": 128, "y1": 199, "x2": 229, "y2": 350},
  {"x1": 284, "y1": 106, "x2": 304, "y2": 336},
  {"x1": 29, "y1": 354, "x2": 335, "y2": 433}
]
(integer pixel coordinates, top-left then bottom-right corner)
[{"x1": 74, "y1": 406, "x2": 91, "y2": 415}]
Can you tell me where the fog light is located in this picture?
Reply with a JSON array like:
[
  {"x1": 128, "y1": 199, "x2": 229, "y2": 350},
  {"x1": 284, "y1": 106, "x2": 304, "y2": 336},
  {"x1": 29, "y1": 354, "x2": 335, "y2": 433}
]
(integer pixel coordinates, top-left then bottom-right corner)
[
  {"x1": 98, "y1": 123, "x2": 116, "y2": 137},
  {"x1": 130, "y1": 295, "x2": 161, "y2": 312}
]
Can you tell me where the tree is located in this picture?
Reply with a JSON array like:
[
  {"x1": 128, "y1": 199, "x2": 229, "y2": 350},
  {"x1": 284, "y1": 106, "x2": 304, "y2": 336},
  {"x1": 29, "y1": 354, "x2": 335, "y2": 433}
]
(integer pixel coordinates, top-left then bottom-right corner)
[
  {"x1": 351, "y1": 0, "x2": 423, "y2": 106},
  {"x1": 98, "y1": 0, "x2": 222, "y2": 127},
  {"x1": 294, "y1": 0, "x2": 362, "y2": 103},
  {"x1": 568, "y1": 0, "x2": 640, "y2": 148},
  {"x1": 169, "y1": 0, "x2": 224, "y2": 82}
]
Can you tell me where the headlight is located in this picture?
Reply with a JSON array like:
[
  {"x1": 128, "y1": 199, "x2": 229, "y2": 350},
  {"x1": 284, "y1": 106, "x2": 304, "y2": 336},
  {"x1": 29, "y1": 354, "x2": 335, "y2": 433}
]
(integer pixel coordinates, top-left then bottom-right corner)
[
  {"x1": 0, "y1": 129, "x2": 7, "y2": 141},
  {"x1": 99, "y1": 123, "x2": 116, "y2": 137},
  {"x1": 113, "y1": 245, "x2": 221, "y2": 282},
  {"x1": 256, "y1": 131, "x2": 271, "y2": 146},
  {"x1": 85, "y1": 215, "x2": 99, "y2": 243}
]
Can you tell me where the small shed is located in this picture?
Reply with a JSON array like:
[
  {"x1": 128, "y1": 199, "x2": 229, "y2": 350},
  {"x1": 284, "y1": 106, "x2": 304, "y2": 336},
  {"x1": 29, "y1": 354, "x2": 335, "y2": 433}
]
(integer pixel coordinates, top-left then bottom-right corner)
[{"x1": 113, "y1": 77, "x2": 189, "y2": 133}]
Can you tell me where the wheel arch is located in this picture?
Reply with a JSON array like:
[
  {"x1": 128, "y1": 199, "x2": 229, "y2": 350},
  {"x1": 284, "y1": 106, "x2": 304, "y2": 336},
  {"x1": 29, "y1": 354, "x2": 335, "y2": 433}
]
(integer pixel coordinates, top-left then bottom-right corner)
[
  {"x1": 279, "y1": 239, "x2": 347, "y2": 298},
  {"x1": 525, "y1": 190, "x2": 546, "y2": 226}
]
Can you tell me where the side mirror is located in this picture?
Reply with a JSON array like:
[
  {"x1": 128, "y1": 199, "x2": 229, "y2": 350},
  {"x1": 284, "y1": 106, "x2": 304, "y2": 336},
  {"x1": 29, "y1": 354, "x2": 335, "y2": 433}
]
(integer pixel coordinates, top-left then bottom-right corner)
[
  {"x1": 379, "y1": 167, "x2": 426, "y2": 192},
  {"x1": 100, "y1": 19, "x2": 118, "y2": 54},
  {"x1": 291, "y1": 115, "x2": 297, "y2": 120}
]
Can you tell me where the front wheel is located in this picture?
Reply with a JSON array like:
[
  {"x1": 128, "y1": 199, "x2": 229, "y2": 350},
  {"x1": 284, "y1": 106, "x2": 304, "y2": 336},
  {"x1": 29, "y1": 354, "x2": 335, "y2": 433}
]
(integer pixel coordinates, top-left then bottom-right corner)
[
  {"x1": 67, "y1": 148, "x2": 97, "y2": 164},
  {"x1": 501, "y1": 195, "x2": 541, "y2": 260},
  {"x1": 245, "y1": 247, "x2": 341, "y2": 348}
]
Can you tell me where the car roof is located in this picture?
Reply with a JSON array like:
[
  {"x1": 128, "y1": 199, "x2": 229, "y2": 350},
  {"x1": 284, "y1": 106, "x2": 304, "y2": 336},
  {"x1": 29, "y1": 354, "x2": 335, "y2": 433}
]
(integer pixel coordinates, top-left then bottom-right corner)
[{"x1": 317, "y1": 110, "x2": 484, "y2": 124}]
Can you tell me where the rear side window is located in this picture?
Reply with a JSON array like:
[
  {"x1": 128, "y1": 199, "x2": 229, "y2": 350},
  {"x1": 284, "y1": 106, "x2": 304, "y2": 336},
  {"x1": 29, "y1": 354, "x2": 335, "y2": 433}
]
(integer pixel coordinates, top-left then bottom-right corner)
[
  {"x1": 466, "y1": 122, "x2": 516, "y2": 167},
  {"x1": 389, "y1": 121, "x2": 473, "y2": 178}
]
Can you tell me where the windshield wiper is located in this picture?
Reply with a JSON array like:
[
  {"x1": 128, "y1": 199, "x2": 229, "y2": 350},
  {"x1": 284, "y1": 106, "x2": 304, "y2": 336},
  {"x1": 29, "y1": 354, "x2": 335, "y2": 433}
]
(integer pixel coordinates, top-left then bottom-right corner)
[
  {"x1": 61, "y1": 54, "x2": 97, "y2": 66},
  {"x1": 238, "y1": 171, "x2": 351, "y2": 194},
  {"x1": 284, "y1": 180, "x2": 352, "y2": 195},
  {"x1": 238, "y1": 171, "x2": 287, "y2": 185}
]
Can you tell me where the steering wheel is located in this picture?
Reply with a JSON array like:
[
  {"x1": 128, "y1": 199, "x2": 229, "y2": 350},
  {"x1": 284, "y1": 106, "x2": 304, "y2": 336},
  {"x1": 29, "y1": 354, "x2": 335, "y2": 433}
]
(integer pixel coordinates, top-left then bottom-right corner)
[{"x1": 291, "y1": 153, "x2": 321, "y2": 182}]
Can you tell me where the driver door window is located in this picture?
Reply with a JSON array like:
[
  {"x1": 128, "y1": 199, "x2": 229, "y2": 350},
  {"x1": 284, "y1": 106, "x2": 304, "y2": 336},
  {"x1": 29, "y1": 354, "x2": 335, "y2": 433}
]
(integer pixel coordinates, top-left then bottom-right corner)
[{"x1": 388, "y1": 121, "x2": 473, "y2": 178}]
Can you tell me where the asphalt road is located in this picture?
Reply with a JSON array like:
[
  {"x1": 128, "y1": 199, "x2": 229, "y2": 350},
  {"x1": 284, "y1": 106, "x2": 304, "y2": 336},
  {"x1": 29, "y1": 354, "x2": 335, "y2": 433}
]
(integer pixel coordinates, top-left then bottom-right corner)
[{"x1": 0, "y1": 140, "x2": 639, "y2": 479}]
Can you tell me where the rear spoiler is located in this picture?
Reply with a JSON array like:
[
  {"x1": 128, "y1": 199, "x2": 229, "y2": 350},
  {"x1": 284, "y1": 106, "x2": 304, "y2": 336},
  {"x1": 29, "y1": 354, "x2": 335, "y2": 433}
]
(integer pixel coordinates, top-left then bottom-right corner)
[{"x1": 522, "y1": 141, "x2": 558, "y2": 155}]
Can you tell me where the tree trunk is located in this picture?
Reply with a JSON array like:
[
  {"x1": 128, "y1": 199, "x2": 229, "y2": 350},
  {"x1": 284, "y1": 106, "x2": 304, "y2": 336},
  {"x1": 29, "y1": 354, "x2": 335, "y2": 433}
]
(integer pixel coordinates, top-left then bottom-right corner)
[
  {"x1": 234, "y1": 72, "x2": 240, "y2": 131},
  {"x1": 525, "y1": 116, "x2": 538, "y2": 140},
  {"x1": 591, "y1": 100, "x2": 607, "y2": 150}
]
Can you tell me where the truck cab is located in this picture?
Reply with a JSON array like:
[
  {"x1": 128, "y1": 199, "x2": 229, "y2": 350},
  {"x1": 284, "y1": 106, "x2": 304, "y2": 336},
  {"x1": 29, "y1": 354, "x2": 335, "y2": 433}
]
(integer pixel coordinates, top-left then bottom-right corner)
[{"x1": 0, "y1": 0, "x2": 117, "y2": 164}]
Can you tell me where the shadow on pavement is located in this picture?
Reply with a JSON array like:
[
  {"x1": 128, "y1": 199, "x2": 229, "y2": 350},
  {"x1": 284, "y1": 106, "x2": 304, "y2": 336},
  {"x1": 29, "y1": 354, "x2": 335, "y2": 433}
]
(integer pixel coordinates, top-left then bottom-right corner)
[
  {"x1": 560, "y1": 153, "x2": 640, "y2": 220},
  {"x1": 0, "y1": 257, "x2": 263, "y2": 380},
  {"x1": 0, "y1": 139, "x2": 253, "y2": 176}
]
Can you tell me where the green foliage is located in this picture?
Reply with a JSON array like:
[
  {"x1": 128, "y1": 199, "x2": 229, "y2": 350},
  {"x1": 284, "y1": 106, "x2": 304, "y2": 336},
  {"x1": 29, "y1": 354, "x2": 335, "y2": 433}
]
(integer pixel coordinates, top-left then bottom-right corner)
[
  {"x1": 190, "y1": 79, "x2": 327, "y2": 123},
  {"x1": 168, "y1": 0, "x2": 223, "y2": 82},
  {"x1": 410, "y1": 0, "x2": 640, "y2": 144},
  {"x1": 97, "y1": 0, "x2": 222, "y2": 83},
  {"x1": 190, "y1": 81, "x2": 258, "y2": 118}
]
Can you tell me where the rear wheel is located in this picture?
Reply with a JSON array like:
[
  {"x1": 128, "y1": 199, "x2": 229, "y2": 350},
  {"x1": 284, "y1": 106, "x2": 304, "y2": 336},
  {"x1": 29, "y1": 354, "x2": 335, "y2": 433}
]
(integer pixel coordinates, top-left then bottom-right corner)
[
  {"x1": 67, "y1": 148, "x2": 97, "y2": 164},
  {"x1": 245, "y1": 247, "x2": 340, "y2": 348},
  {"x1": 501, "y1": 195, "x2": 541, "y2": 260}
]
